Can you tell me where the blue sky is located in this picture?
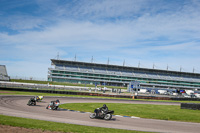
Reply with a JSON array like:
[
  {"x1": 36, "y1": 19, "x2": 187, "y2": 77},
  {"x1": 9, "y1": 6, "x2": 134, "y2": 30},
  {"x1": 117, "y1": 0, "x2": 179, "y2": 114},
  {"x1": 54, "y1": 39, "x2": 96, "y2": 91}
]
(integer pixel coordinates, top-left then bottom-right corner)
[{"x1": 0, "y1": 0, "x2": 200, "y2": 79}]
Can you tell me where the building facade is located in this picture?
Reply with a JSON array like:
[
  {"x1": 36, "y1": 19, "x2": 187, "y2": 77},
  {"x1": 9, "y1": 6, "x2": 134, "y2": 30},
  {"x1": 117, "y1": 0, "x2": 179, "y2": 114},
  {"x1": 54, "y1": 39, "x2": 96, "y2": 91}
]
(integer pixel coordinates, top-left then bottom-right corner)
[
  {"x1": 0, "y1": 65, "x2": 10, "y2": 81},
  {"x1": 48, "y1": 59, "x2": 200, "y2": 90}
]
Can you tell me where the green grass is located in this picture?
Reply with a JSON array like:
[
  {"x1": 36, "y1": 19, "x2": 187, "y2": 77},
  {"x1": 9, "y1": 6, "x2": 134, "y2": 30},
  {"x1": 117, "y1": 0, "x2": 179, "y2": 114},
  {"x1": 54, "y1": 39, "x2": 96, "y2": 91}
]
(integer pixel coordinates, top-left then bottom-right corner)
[
  {"x1": 10, "y1": 79, "x2": 127, "y2": 89},
  {"x1": 0, "y1": 114, "x2": 148, "y2": 133},
  {"x1": 60, "y1": 103, "x2": 200, "y2": 123}
]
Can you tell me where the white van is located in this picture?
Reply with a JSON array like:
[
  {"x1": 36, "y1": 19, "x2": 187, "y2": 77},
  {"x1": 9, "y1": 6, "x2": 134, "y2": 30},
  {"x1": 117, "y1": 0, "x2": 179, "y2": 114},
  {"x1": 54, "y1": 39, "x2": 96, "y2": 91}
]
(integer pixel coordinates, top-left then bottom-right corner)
[{"x1": 158, "y1": 90, "x2": 167, "y2": 95}]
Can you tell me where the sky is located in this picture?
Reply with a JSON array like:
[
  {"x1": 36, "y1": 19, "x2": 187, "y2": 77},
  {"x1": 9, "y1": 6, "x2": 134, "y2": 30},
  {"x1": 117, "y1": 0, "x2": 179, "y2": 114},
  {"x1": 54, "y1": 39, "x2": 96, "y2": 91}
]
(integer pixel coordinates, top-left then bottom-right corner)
[{"x1": 0, "y1": 0, "x2": 200, "y2": 80}]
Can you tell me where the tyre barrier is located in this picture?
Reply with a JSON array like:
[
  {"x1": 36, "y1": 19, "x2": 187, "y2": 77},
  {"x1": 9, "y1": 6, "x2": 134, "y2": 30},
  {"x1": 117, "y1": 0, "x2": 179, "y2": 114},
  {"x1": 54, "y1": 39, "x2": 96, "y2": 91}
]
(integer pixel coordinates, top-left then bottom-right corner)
[
  {"x1": 135, "y1": 96, "x2": 171, "y2": 100},
  {"x1": 172, "y1": 97, "x2": 200, "y2": 101},
  {"x1": 181, "y1": 103, "x2": 200, "y2": 110}
]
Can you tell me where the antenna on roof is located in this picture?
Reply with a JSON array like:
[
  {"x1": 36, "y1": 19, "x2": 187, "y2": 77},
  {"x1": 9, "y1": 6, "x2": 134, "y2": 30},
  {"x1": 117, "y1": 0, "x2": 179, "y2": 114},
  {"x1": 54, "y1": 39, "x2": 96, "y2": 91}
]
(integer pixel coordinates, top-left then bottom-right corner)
[
  {"x1": 167, "y1": 64, "x2": 169, "y2": 70},
  {"x1": 91, "y1": 56, "x2": 93, "y2": 63},
  {"x1": 193, "y1": 67, "x2": 195, "y2": 73},
  {"x1": 180, "y1": 66, "x2": 182, "y2": 72},
  {"x1": 107, "y1": 57, "x2": 109, "y2": 65},
  {"x1": 74, "y1": 54, "x2": 77, "y2": 61},
  {"x1": 153, "y1": 63, "x2": 155, "y2": 69},
  {"x1": 57, "y1": 52, "x2": 59, "y2": 60},
  {"x1": 123, "y1": 59, "x2": 125, "y2": 66},
  {"x1": 138, "y1": 61, "x2": 140, "y2": 68}
]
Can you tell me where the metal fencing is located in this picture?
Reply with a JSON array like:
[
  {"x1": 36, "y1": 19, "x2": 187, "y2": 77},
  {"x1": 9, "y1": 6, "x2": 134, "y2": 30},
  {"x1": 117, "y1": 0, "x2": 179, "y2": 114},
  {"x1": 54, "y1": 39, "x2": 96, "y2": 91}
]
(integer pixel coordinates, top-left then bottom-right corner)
[
  {"x1": 10, "y1": 76, "x2": 47, "y2": 81},
  {"x1": 1, "y1": 81, "x2": 200, "y2": 100},
  {"x1": 0, "y1": 81, "x2": 91, "y2": 92}
]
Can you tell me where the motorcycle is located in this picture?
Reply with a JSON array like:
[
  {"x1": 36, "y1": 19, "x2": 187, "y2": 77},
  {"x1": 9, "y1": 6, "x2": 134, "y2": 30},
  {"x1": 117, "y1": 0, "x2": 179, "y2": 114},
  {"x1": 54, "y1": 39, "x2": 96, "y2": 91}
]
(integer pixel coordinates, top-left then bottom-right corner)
[
  {"x1": 35, "y1": 96, "x2": 44, "y2": 102},
  {"x1": 46, "y1": 99, "x2": 60, "y2": 110},
  {"x1": 89, "y1": 108, "x2": 114, "y2": 120},
  {"x1": 27, "y1": 97, "x2": 36, "y2": 106}
]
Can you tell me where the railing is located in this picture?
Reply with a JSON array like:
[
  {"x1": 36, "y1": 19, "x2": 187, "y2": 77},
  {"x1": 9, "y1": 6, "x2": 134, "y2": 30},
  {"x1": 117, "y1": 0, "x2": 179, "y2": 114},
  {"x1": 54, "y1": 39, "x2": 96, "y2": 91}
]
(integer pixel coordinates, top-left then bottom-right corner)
[
  {"x1": 0, "y1": 81, "x2": 91, "y2": 92},
  {"x1": 10, "y1": 76, "x2": 47, "y2": 81}
]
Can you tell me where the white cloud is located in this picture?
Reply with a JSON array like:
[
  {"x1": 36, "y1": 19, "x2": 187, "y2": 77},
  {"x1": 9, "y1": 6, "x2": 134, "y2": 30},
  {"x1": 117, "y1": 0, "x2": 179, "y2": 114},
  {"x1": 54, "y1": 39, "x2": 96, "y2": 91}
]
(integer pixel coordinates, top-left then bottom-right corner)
[
  {"x1": 1, "y1": 16, "x2": 44, "y2": 30},
  {"x1": 0, "y1": 0, "x2": 200, "y2": 79}
]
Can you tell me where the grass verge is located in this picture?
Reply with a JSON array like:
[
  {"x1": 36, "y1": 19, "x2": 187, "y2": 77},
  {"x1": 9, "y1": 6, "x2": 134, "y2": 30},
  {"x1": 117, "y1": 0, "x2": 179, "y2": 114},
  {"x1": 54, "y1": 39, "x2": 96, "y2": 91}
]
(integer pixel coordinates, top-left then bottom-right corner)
[
  {"x1": 0, "y1": 114, "x2": 147, "y2": 133},
  {"x1": 60, "y1": 103, "x2": 200, "y2": 123}
]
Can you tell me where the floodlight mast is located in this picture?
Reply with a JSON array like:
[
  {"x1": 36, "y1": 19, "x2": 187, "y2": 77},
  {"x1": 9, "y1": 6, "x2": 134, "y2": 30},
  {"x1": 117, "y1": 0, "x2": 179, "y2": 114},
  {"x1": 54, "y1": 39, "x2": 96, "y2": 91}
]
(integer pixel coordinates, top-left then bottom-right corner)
[
  {"x1": 74, "y1": 54, "x2": 77, "y2": 61},
  {"x1": 56, "y1": 52, "x2": 59, "y2": 60},
  {"x1": 138, "y1": 61, "x2": 140, "y2": 68},
  {"x1": 91, "y1": 56, "x2": 93, "y2": 63}
]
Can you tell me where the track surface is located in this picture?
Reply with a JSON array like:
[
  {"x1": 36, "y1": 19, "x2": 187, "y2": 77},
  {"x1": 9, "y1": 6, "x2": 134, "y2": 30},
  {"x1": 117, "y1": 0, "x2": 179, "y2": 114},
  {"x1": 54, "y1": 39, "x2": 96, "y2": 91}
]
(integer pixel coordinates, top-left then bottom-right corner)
[{"x1": 0, "y1": 95, "x2": 200, "y2": 133}]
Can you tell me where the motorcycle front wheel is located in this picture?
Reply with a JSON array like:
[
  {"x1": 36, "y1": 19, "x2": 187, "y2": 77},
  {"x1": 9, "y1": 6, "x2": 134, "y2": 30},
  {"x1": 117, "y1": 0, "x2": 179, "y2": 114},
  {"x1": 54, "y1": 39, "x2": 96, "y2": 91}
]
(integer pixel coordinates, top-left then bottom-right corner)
[
  {"x1": 104, "y1": 114, "x2": 112, "y2": 120},
  {"x1": 89, "y1": 113, "x2": 96, "y2": 119},
  {"x1": 52, "y1": 106, "x2": 57, "y2": 110}
]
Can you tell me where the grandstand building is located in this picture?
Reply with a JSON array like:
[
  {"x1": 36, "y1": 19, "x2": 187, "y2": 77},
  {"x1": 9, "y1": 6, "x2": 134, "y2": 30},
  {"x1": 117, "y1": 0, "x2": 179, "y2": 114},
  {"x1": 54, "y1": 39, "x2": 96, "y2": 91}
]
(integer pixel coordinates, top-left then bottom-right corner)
[
  {"x1": 48, "y1": 59, "x2": 200, "y2": 91},
  {"x1": 0, "y1": 65, "x2": 10, "y2": 81}
]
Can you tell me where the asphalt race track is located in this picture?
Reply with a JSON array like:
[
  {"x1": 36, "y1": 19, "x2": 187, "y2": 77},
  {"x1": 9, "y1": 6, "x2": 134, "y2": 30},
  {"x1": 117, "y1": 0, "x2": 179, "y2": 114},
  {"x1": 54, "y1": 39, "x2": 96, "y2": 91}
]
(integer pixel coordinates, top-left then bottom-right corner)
[{"x1": 0, "y1": 95, "x2": 200, "y2": 133}]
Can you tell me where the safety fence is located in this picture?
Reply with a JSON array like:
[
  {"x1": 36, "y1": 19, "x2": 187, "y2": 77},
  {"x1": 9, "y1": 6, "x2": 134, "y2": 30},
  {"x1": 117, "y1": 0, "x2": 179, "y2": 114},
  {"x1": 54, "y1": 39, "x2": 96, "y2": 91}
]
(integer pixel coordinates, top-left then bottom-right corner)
[
  {"x1": 1, "y1": 86, "x2": 200, "y2": 101},
  {"x1": 0, "y1": 87, "x2": 132, "y2": 99},
  {"x1": 1, "y1": 81, "x2": 200, "y2": 101},
  {"x1": 0, "y1": 81, "x2": 92, "y2": 92}
]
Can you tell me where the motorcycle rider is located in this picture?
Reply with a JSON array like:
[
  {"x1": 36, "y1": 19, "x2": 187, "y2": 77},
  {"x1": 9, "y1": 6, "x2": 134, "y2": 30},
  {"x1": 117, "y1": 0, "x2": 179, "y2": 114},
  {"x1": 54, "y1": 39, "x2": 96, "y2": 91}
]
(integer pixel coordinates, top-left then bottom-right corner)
[
  {"x1": 47, "y1": 99, "x2": 60, "y2": 110},
  {"x1": 100, "y1": 104, "x2": 108, "y2": 114},
  {"x1": 27, "y1": 97, "x2": 36, "y2": 105},
  {"x1": 56, "y1": 99, "x2": 60, "y2": 103},
  {"x1": 95, "y1": 104, "x2": 108, "y2": 116}
]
